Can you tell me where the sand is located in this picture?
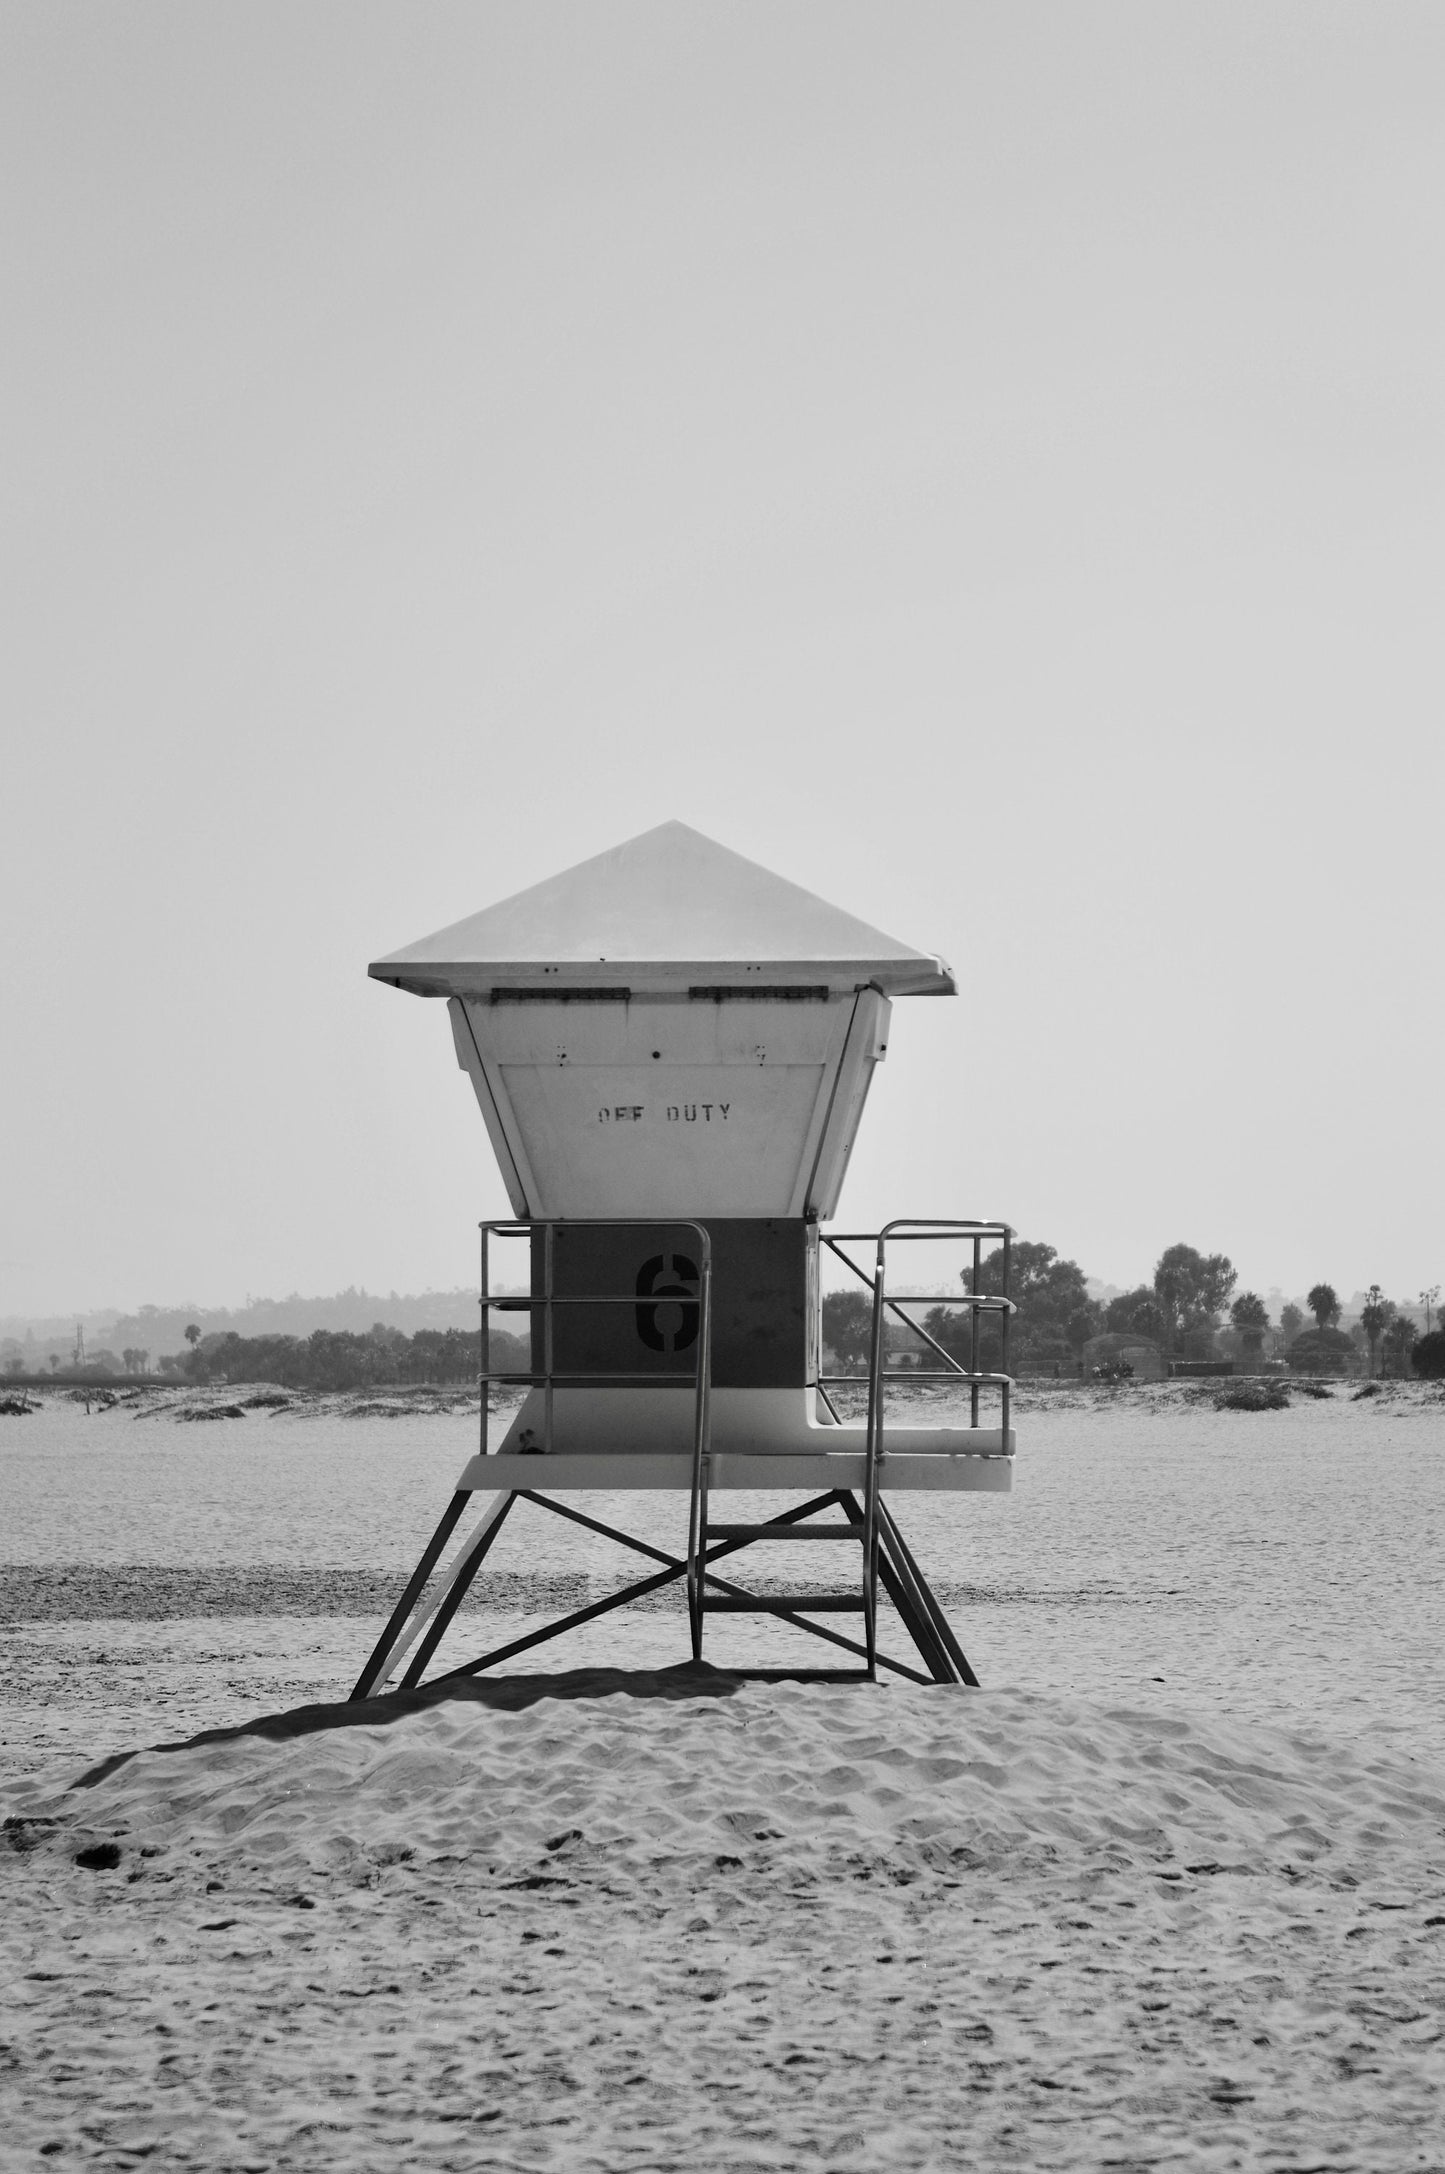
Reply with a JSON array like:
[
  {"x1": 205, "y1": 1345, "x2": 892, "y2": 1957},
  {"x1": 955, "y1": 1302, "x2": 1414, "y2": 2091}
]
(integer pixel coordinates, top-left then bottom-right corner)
[
  {"x1": 4, "y1": 1669, "x2": 1445, "y2": 2170},
  {"x1": 4, "y1": 1380, "x2": 1445, "y2": 2166}
]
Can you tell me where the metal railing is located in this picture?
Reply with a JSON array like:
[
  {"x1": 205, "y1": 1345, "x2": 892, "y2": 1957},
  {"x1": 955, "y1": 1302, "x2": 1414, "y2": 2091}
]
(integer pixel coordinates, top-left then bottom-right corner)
[
  {"x1": 479, "y1": 1218, "x2": 714, "y2": 1472},
  {"x1": 819, "y1": 1219, "x2": 1015, "y2": 1426},
  {"x1": 819, "y1": 1219, "x2": 1015, "y2": 1629},
  {"x1": 477, "y1": 1215, "x2": 1009, "y2": 1674}
]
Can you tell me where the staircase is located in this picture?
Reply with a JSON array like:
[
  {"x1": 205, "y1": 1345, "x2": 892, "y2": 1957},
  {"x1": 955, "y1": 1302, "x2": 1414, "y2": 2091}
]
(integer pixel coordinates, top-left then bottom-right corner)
[
  {"x1": 684, "y1": 1216, "x2": 1008, "y2": 1685},
  {"x1": 689, "y1": 1499, "x2": 878, "y2": 1680}
]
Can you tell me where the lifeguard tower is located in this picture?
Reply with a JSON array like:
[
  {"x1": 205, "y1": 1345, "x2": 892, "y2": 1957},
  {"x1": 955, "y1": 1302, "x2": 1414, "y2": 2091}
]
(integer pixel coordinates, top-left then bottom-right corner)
[{"x1": 352, "y1": 822, "x2": 1013, "y2": 1696}]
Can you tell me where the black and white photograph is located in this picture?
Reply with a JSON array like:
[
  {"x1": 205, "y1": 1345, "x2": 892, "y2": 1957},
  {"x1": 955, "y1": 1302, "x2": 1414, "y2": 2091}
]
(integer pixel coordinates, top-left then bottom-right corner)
[{"x1": 3, "y1": 6, "x2": 1443, "y2": 2168}]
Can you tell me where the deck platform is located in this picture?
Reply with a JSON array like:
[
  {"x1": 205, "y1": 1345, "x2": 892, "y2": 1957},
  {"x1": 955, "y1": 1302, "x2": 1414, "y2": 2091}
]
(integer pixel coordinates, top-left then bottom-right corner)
[{"x1": 455, "y1": 1445, "x2": 1012, "y2": 1493}]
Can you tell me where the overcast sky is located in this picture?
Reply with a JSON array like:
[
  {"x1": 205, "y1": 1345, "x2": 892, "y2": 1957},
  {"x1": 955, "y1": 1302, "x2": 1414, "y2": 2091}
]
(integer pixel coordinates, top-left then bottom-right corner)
[{"x1": 2, "y1": 3, "x2": 1441, "y2": 1317}]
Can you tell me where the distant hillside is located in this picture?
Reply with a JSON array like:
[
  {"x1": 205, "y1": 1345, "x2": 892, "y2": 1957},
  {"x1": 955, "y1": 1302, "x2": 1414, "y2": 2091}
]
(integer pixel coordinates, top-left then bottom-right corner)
[
  {"x1": 108, "y1": 1288, "x2": 484, "y2": 1354},
  {"x1": 2, "y1": 1286, "x2": 487, "y2": 1366}
]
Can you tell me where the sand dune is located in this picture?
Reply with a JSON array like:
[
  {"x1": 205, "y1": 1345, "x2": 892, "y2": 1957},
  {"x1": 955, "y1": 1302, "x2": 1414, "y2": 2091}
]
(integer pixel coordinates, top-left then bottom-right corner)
[
  {"x1": 5, "y1": 1673, "x2": 1444, "y2": 2169},
  {"x1": 23, "y1": 1669, "x2": 1445, "y2": 1880}
]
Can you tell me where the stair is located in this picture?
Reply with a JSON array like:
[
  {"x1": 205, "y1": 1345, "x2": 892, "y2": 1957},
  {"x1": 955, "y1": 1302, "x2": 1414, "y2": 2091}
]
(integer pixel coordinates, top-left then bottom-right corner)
[
  {"x1": 682, "y1": 1209, "x2": 1008, "y2": 1688},
  {"x1": 688, "y1": 1494, "x2": 879, "y2": 1675},
  {"x1": 701, "y1": 1592, "x2": 866, "y2": 1614},
  {"x1": 705, "y1": 1522, "x2": 862, "y2": 1543}
]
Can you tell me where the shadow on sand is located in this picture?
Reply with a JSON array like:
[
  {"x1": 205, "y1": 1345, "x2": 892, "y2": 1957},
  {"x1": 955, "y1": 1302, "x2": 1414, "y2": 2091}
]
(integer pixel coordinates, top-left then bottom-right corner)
[{"x1": 68, "y1": 1660, "x2": 751, "y2": 1792}]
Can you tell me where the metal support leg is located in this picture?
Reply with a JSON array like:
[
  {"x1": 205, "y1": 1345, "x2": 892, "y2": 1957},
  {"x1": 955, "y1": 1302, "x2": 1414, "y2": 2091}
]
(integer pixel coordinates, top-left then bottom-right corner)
[
  {"x1": 877, "y1": 1499, "x2": 980, "y2": 1687},
  {"x1": 400, "y1": 1493, "x2": 517, "y2": 1688},
  {"x1": 433, "y1": 1490, "x2": 933, "y2": 1687},
  {"x1": 350, "y1": 1491, "x2": 470, "y2": 1701},
  {"x1": 353, "y1": 1471, "x2": 977, "y2": 1697},
  {"x1": 838, "y1": 1490, "x2": 970, "y2": 1685}
]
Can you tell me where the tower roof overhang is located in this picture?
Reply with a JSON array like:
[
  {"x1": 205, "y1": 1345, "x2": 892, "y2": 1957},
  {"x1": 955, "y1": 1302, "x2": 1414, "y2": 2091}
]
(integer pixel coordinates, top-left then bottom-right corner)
[{"x1": 369, "y1": 821, "x2": 955, "y2": 1000}]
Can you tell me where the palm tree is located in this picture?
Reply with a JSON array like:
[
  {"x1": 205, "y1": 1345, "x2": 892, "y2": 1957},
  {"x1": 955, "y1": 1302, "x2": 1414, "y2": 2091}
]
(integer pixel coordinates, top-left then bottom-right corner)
[
  {"x1": 1306, "y1": 1283, "x2": 1340, "y2": 1333},
  {"x1": 1359, "y1": 1285, "x2": 1393, "y2": 1377},
  {"x1": 1229, "y1": 1292, "x2": 1271, "y2": 1368},
  {"x1": 1382, "y1": 1314, "x2": 1417, "y2": 1378}
]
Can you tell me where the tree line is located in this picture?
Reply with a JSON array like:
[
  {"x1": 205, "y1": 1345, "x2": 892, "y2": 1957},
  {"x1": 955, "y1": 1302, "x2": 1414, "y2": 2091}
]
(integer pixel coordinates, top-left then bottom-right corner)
[
  {"x1": 821, "y1": 1245, "x2": 1443, "y2": 1379},
  {"x1": 158, "y1": 1323, "x2": 531, "y2": 1392},
  {"x1": 9, "y1": 1251, "x2": 1438, "y2": 1389}
]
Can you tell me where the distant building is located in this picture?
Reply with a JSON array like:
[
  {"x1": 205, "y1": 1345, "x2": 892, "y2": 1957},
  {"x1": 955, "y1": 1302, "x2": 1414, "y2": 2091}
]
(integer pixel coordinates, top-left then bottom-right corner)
[{"x1": 1082, "y1": 1331, "x2": 1165, "y2": 1383}]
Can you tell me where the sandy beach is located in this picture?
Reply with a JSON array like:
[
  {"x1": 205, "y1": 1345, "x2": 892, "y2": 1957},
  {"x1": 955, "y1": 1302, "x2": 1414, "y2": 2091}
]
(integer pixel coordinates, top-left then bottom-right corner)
[
  {"x1": 4, "y1": 1382, "x2": 1445, "y2": 2167},
  {"x1": 9, "y1": 2, "x2": 1444, "y2": 2159}
]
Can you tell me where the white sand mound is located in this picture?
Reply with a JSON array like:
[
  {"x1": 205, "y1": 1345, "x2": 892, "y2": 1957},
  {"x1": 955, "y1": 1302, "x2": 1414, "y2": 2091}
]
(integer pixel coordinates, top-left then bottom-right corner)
[
  {"x1": 7, "y1": 1672, "x2": 1445, "y2": 2171},
  {"x1": 27, "y1": 1665, "x2": 1445, "y2": 1883}
]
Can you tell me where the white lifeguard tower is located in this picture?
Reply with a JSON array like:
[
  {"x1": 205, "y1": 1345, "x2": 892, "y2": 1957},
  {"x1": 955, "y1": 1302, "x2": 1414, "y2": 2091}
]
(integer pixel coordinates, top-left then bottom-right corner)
[{"x1": 352, "y1": 822, "x2": 1014, "y2": 1696}]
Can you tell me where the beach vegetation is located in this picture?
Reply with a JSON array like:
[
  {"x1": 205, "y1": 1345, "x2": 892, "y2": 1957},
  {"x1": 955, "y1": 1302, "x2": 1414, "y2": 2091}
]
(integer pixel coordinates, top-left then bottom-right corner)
[
  {"x1": 1228, "y1": 1292, "x2": 1271, "y2": 1365},
  {"x1": 820, "y1": 1290, "x2": 873, "y2": 1371},
  {"x1": 170, "y1": 1323, "x2": 531, "y2": 1392},
  {"x1": 1285, "y1": 1326, "x2": 1356, "y2": 1374},
  {"x1": 1307, "y1": 1283, "x2": 1341, "y2": 1332},
  {"x1": 1217, "y1": 1380, "x2": 1290, "y2": 1411},
  {"x1": 1410, "y1": 1329, "x2": 1445, "y2": 1379},
  {"x1": 1359, "y1": 1285, "x2": 1393, "y2": 1375},
  {"x1": 1153, "y1": 1244, "x2": 1236, "y2": 1355},
  {"x1": 1380, "y1": 1313, "x2": 1416, "y2": 1376},
  {"x1": 923, "y1": 1238, "x2": 1101, "y2": 1373},
  {"x1": 1104, "y1": 1285, "x2": 1165, "y2": 1339}
]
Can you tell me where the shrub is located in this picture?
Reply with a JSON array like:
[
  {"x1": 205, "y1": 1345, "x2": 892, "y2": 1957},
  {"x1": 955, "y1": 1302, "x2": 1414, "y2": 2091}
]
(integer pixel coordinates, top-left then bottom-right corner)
[
  {"x1": 1286, "y1": 1327, "x2": 1356, "y2": 1374},
  {"x1": 822, "y1": 1291, "x2": 874, "y2": 1370},
  {"x1": 1217, "y1": 1382, "x2": 1290, "y2": 1412},
  {"x1": 1411, "y1": 1330, "x2": 1445, "y2": 1380}
]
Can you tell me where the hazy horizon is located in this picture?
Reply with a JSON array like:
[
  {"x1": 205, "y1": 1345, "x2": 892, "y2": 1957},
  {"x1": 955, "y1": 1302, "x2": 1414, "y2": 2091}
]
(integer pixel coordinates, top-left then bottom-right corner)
[
  {"x1": 0, "y1": 1268, "x2": 1413, "y2": 1351},
  {"x1": 3, "y1": 5, "x2": 1441, "y2": 1317}
]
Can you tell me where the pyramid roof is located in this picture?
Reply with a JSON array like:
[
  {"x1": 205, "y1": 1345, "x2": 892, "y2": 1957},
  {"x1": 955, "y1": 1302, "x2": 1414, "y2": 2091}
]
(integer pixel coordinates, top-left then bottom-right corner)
[{"x1": 370, "y1": 821, "x2": 954, "y2": 998}]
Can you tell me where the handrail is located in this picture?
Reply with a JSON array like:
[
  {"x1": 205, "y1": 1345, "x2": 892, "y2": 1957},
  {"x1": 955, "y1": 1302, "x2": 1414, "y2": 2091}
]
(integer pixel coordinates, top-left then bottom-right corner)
[
  {"x1": 479, "y1": 1216, "x2": 714, "y2": 1660},
  {"x1": 820, "y1": 1222, "x2": 1016, "y2": 1436},
  {"x1": 822, "y1": 1218, "x2": 1016, "y2": 1680},
  {"x1": 686, "y1": 1240, "x2": 714, "y2": 1660},
  {"x1": 478, "y1": 1215, "x2": 713, "y2": 1462}
]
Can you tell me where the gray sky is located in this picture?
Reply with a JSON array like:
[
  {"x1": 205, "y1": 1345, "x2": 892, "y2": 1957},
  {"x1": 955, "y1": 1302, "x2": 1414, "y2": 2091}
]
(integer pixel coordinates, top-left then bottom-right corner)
[{"x1": 2, "y1": 3, "x2": 1441, "y2": 1317}]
